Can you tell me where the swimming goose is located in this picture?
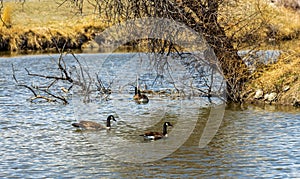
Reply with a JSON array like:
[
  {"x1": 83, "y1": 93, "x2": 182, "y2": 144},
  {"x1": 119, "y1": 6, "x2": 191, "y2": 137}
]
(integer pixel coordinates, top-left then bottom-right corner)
[
  {"x1": 72, "y1": 115, "x2": 116, "y2": 130},
  {"x1": 140, "y1": 122, "x2": 172, "y2": 140},
  {"x1": 133, "y1": 87, "x2": 149, "y2": 104}
]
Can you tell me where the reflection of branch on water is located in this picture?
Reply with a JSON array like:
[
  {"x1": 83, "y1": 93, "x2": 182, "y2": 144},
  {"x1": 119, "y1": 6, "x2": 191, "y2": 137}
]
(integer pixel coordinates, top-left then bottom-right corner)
[
  {"x1": 145, "y1": 52, "x2": 225, "y2": 102},
  {"x1": 96, "y1": 73, "x2": 113, "y2": 100}
]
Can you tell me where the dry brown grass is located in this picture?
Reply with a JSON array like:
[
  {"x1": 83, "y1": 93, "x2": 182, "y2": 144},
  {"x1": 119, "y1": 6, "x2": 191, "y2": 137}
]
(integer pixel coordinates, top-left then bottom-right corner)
[
  {"x1": 219, "y1": 0, "x2": 300, "y2": 51},
  {"x1": 2, "y1": 4, "x2": 12, "y2": 27},
  {"x1": 245, "y1": 51, "x2": 300, "y2": 105},
  {"x1": 0, "y1": 0, "x2": 109, "y2": 51},
  {"x1": 219, "y1": 0, "x2": 300, "y2": 106},
  {"x1": 1, "y1": 0, "x2": 299, "y2": 51},
  {"x1": 249, "y1": 52, "x2": 299, "y2": 89},
  {"x1": 7, "y1": 0, "x2": 108, "y2": 30}
]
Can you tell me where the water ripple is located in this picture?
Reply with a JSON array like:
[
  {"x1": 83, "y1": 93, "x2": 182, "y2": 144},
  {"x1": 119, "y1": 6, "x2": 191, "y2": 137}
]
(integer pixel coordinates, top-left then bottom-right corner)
[{"x1": 1, "y1": 54, "x2": 300, "y2": 178}]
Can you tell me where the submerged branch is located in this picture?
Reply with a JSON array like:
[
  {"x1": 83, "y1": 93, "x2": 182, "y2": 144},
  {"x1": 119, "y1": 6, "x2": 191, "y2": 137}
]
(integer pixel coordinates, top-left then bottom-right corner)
[{"x1": 25, "y1": 68, "x2": 71, "y2": 82}]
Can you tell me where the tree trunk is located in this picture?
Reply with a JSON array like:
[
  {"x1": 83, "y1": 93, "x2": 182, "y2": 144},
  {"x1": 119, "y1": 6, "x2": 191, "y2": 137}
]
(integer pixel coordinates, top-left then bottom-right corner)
[
  {"x1": 203, "y1": 1, "x2": 249, "y2": 102},
  {"x1": 181, "y1": 0, "x2": 249, "y2": 102}
]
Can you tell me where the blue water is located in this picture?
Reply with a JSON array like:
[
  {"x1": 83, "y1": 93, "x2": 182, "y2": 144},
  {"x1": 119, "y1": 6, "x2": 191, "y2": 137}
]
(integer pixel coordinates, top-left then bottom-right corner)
[{"x1": 0, "y1": 53, "x2": 299, "y2": 178}]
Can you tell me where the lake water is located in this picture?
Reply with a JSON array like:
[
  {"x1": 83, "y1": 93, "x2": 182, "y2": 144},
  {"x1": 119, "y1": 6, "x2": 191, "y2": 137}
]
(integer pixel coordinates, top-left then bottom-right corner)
[{"x1": 0, "y1": 53, "x2": 299, "y2": 178}]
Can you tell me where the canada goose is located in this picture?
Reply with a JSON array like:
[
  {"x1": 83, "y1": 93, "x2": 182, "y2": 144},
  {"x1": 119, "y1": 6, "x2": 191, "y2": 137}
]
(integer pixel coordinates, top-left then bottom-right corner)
[
  {"x1": 140, "y1": 122, "x2": 172, "y2": 140},
  {"x1": 72, "y1": 115, "x2": 116, "y2": 130},
  {"x1": 133, "y1": 87, "x2": 149, "y2": 104}
]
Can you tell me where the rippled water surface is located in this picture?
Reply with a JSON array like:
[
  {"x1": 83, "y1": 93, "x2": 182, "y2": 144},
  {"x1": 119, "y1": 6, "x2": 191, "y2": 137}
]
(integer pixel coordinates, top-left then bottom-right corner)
[{"x1": 0, "y1": 54, "x2": 299, "y2": 178}]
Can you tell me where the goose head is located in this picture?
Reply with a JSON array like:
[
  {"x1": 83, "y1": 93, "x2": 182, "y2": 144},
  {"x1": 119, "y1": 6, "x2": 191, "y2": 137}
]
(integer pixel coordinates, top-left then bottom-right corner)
[{"x1": 106, "y1": 115, "x2": 116, "y2": 129}]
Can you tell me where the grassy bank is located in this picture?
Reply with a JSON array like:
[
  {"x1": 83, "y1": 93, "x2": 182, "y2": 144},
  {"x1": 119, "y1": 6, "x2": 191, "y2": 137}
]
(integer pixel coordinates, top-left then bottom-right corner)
[
  {"x1": 0, "y1": 0, "x2": 108, "y2": 52},
  {"x1": 244, "y1": 50, "x2": 300, "y2": 106},
  {"x1": 218, "y1": 0, "x2": 300, "y2": 106},
  {"x1": 1, "y1": 0, "x2": 299, "y2": 52}
]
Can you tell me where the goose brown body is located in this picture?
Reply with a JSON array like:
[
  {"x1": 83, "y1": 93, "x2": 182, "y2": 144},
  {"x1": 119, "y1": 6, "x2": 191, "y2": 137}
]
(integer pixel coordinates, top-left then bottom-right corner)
[
  {"x1": 72, "y1": 115, "x2": 116, "y2": 130},
  {"x1": 133, "y1": 87, "x2": 149, "y2": 104}
]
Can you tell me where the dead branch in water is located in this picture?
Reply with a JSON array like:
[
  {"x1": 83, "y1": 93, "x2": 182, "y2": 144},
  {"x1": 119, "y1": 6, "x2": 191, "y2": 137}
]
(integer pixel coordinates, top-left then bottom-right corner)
[
  {"x1": 12, "y1": 63, "x2": 63, "y2": 103},
  {"x1": 12, "y1": 40, "x2": 112, "y2": 104}
]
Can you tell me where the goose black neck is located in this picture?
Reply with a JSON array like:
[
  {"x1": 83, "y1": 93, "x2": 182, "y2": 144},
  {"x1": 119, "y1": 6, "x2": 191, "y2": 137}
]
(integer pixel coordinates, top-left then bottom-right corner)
[
  {"x1": 163, "y1": 124, "x2": 168, "y2": 136},
  {"x1": 106, "y1": 118, "x2": 111, "y2": 127},
  {"x1": 135, "y1": 87, "x2": 142, "y2": 96}
]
